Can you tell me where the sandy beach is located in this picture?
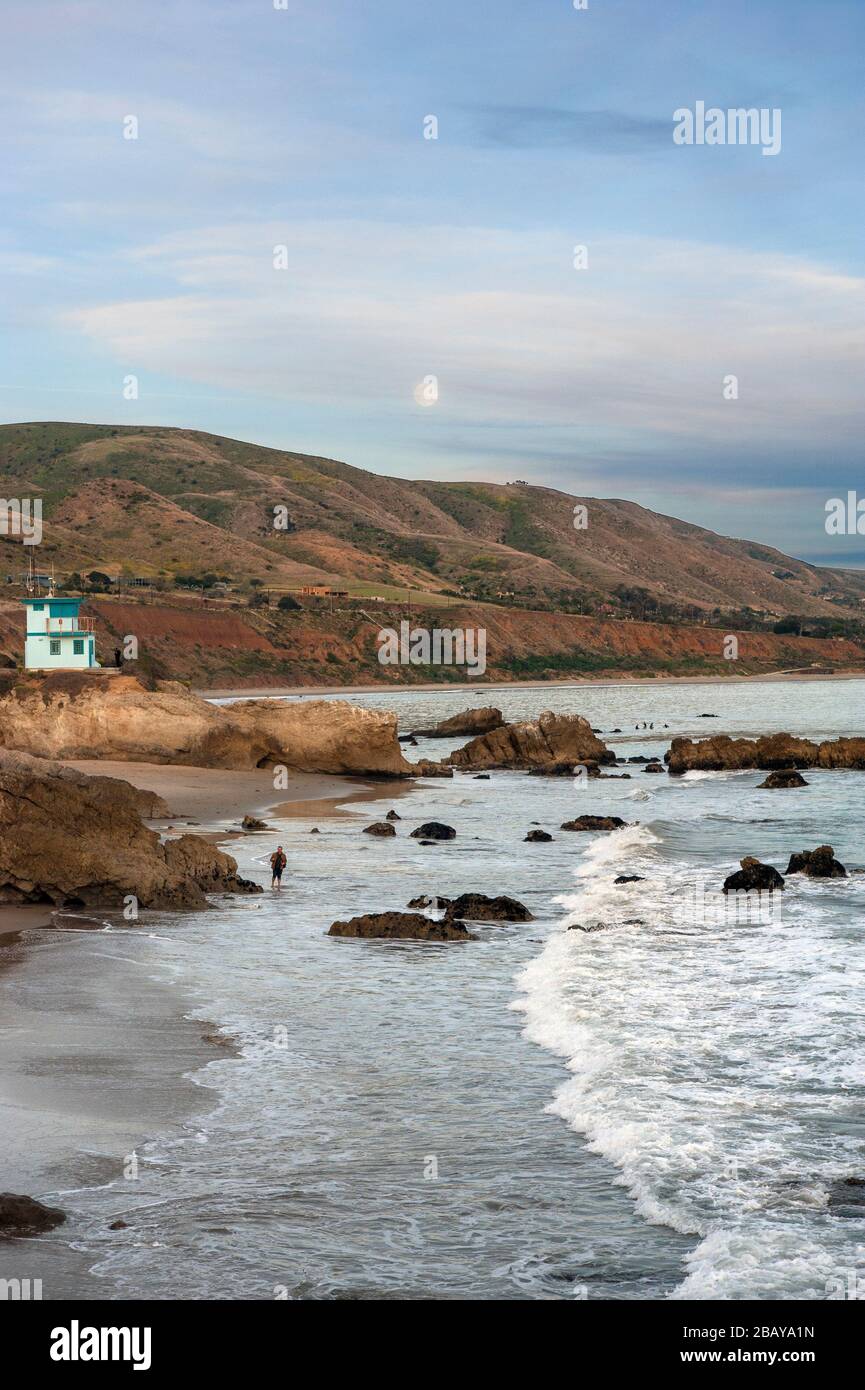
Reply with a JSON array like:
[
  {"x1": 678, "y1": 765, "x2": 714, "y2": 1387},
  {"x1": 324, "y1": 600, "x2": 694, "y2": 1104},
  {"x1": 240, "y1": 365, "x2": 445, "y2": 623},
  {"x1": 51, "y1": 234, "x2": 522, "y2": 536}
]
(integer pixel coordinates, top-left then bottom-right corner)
[
  {"x1": 58, "y1": 760, "x2": 363, "y2": 824},
  {"x1": 197, "y1": 667, "x2": 865, "y2": 701},
  {"x1": 0, "y1": 761, "x2": 413, "y2": 941}
]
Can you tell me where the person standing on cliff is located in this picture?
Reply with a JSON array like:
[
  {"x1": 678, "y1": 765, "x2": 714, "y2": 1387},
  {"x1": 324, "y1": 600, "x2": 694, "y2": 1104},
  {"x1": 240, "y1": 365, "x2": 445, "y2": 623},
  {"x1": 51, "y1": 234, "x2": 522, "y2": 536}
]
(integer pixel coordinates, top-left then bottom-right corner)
[{"x1": 270, "y1": 846, "x2": 287, "y2": 890}]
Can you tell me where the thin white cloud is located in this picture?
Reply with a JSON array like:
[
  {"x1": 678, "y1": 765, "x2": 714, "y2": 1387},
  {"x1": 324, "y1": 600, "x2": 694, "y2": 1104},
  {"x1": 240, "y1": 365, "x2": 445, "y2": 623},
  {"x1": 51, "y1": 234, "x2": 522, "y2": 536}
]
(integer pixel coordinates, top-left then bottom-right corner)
[{"x1": 64, "y1": 224, "x2": 865, "y2": 453}]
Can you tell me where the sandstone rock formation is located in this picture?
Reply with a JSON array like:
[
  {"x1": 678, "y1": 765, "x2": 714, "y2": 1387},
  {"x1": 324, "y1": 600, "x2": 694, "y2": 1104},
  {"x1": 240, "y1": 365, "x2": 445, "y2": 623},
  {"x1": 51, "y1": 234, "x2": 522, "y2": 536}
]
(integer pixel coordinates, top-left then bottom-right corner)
[
  {"x1": 443, "y1": 711, "x2": 612, "y2": 772},
  {"x1": 413, "y1": 707, "x2": 504, "y2": 738},
  {"x1": 668, "y1": 732, "x2": 865, "y2": 774},
  {"x1": 327, "y1": 911, "x2": 475, "y2": 941},
  {"x1": 785, "y1": 845, "x2": 847, "y2": 878},
  {"x1": 560, "y1": 815, "x2": 627, "y2": 832},
  {"x1": 0, "y1": 671, "x2": 412, "y2": 776},
  {"x1": 722, "y1": 856, "x2": 785, "y2": 894},
  {"x1": 0, "y1": 1193, "x2": 66, "y2": 1238},
  {"x1": 758, "y1": 769, "x2": 809, "y2": 789},
  {"x1": 0, "y1": 750, "x2": 261, "y2": 909},
  {"x1": 411, "y1": 759, "x2": 454, "y2": 778}
]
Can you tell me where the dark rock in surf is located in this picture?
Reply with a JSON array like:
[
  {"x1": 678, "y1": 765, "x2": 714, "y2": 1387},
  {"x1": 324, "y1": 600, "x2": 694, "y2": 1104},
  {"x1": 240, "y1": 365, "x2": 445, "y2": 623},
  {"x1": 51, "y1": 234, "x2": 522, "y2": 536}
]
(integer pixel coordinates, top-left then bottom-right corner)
[
  {"x1": 241, "y1": 815, "x2": 269, "y2": 831},
  {"x1": 443, "y1": 893, "x2": 533, "y2": 923},
  {"x1": 385, "y1": 810, "x2": 401, "y2": 820},
  {"x1": 363, "y1": 821, "x2": 397, "y2": 837},
  {"x1": 560, "y1": 815, "x2": 627, "y2": 832},
  {"x1": 410, "y1": 822, "x2": 456, "y2": 840},
  {"x1": 0, "y1": 1193, "x2": 66, "y2": 1238},
  {"x1": 785, "y1": 845, "x2": 847, "y2": 879},
  {"x1": 525, "y1": 829, "x2": 553, "y2": 842},
  {"x1": 327, "y1": 911, "x2": 474, "y2": 942},
  {"x1": 614, "y1": 874, "x2": 644, "y2": 884},
  {"x1": 758, "y1": 769, "x2": 809, "y2": 789},
  {"x1": 722, "y1": 857, "x2": 785, "y2": 894},
  {"x1": 407, "y1": 894, "x2": 452, "y2": 910}
]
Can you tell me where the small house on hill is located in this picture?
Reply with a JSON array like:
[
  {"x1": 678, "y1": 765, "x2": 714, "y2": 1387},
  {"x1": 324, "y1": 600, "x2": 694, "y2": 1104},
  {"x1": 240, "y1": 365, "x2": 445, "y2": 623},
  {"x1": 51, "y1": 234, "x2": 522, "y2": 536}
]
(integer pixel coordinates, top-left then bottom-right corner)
[{"x1": 22, "y1": 596, "x2": 99, "y2": 670}]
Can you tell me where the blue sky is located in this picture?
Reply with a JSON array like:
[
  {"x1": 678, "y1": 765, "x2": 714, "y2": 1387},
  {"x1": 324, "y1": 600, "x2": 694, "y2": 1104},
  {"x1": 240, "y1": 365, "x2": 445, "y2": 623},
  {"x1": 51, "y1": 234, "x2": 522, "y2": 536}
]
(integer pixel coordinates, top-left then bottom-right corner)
[{"x1": 1, "y1": 0, "x2": 863, "y2": 565}]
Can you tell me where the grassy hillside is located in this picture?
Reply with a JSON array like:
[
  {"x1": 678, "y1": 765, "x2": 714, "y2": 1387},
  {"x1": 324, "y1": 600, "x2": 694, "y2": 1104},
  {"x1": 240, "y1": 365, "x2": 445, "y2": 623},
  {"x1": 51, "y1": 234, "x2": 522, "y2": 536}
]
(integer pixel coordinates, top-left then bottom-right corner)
[{"x1": 2, "y1": 422, "x2": 865, "y2": 632}]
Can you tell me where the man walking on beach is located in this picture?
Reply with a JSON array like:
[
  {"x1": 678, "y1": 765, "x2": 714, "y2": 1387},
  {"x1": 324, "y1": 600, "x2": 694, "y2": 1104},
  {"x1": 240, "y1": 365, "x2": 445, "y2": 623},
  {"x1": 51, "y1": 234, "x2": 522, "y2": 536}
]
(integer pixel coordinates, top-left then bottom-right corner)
[{"x1": 270, "y1": 846, "x2": 287, "y2": 890}]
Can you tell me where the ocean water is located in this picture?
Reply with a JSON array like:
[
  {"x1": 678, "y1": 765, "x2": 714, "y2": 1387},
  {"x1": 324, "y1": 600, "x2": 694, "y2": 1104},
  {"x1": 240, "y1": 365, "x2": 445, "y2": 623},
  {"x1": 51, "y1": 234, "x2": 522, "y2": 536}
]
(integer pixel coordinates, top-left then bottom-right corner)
[{"x1": 3, "y1": 679, "x2": 864, "y2": 1300}]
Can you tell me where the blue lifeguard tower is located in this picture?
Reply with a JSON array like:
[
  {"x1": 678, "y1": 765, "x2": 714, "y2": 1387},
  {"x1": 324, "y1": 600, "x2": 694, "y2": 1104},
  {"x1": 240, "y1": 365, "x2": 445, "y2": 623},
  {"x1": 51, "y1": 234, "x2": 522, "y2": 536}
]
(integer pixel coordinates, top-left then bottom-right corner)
[{"x1": 22, "y1": 594, "x2": 99, "y2": 670}]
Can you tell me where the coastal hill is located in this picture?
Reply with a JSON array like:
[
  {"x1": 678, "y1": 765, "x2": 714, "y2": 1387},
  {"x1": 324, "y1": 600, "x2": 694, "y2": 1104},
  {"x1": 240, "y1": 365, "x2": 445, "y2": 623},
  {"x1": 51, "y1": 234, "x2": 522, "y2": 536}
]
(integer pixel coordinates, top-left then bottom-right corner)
[
  {"x1": 2, "y1": 421, "x2": 865, "y2": 620},
  {"x1": 1, "y1": 421, "x2": 864, "y2": 686}
]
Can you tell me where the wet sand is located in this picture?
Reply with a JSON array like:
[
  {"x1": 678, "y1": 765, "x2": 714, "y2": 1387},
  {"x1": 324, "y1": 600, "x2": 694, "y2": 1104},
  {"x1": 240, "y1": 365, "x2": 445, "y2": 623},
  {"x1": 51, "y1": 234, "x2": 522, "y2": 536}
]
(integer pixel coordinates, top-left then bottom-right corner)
[
  {"x1": 0, "y1": 904, "x2": 53, "y2": 939},
  {"x1": 0, "y1": 745, "x2": 429, "y2": 1297}
]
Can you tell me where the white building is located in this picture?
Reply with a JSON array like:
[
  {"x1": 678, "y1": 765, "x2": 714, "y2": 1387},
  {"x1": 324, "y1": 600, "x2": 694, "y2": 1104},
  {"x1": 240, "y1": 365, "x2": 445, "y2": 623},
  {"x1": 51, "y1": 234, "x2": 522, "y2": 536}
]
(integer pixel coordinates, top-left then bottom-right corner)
[{"x1": 22, "y1": 596, "x2": 99, "y2": 670}]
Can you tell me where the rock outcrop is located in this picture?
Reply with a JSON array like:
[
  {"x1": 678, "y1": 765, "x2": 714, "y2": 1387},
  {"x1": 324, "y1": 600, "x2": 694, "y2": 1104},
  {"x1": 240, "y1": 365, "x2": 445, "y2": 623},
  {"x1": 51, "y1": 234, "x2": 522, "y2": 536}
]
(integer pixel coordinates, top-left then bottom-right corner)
[
  {"x1": 668, "y1": 732, "x2": 865, "y2": 774},
  {"x1": 560, "y1": 815, "x2": 627, "y2": 832},
  {"x1": 0, "y1": 750, "x2": 261, "y2": 909},
  {"x1": 722, "y1": 857, "x2": 785, "y2": 893},
  {"x1": 409, "y1": 822, "x2": 456, "y2": 840},
  {"x1": 411, "y1": 759, "x2": 454, "y2": 778},
  {"x1": 363, "y1": 821, "x2": 397, "y2": 837},
  {"x1": 525, "y1": 829, "x2": 553, "y2": 842},
  {"x1": 785, "y1": 845, "x2": 847, "y2": 878},
  {"x1": 0, "y1": 671, "x2": 411, "y2": 776},
  {"x1": 0, "y1": 1193, "x2": 66, "y2": 1238},
  {"x1": 758, "y1": 769, "x2": 809, "y2": 789},
  {"x1": 327, "y1": 911, "x2": 475, "y2": 941},
  {"x1": 443, "y1": 893, "x2": 533, "y2": 922},
  {"x1": 413, "y1": 707, "x2": 504, "y2": 738},
  {"x1": 443, "y1": 711, "x2": 612, "y2": 772}
]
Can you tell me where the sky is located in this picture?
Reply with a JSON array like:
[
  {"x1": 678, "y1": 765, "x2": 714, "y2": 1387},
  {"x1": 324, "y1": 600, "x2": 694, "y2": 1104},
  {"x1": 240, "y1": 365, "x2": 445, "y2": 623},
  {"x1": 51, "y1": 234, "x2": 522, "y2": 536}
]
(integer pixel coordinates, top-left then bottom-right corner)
[{"x1": 1, "y1": 0, "x2": 863, "y2": 566}]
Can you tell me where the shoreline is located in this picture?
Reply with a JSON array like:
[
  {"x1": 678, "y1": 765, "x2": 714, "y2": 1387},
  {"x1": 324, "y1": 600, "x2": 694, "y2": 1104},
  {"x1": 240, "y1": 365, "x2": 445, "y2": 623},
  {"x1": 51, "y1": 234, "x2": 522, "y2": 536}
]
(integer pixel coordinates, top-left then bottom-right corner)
[
  {"x1": 1, "y1": 678, "x2": 861, "y2": 1299},
  {"x1": 0, "y1": 758, "x2": 391, "y2": 1298},
  {"x1": 197, "y1": 669, "x2": 865, "y2": 700},
  {"x1": 0, "y1": 763, "x2": 413, "y2": 936}
]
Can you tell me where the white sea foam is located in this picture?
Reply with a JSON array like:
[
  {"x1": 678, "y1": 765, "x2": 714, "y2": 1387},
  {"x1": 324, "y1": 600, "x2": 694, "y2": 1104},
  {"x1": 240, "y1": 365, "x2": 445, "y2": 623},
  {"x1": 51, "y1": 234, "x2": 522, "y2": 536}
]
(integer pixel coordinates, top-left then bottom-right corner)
[{"x1": 513, "y1": 820, "x2": 865, "y2": 1299}]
